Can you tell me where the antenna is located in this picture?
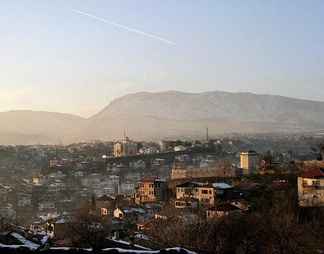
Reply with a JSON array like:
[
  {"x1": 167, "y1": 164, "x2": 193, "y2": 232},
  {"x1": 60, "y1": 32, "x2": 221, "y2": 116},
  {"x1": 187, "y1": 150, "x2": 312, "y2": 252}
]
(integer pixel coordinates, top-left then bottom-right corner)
[{"x1": 206, "y1": 127, "x2": 209, "y2": 142}]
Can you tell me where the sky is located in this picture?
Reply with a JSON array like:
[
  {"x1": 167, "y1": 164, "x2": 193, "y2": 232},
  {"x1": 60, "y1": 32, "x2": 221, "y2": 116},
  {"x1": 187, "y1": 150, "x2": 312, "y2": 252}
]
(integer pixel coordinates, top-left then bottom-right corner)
[{"x1": 1, "y1": 0, "x2": 323, "y2": 117}]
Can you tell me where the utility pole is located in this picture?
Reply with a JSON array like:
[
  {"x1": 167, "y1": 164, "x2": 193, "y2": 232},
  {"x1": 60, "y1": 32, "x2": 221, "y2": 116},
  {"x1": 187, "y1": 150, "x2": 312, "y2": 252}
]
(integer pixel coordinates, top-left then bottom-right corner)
[{"x1": 206, "y1": 127, "x2": 209, "y2": 142}]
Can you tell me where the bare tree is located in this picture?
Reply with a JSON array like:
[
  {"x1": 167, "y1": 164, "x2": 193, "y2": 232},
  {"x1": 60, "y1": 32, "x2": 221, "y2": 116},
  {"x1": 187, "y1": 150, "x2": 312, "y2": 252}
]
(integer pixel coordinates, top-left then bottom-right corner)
[
  {"x1": 65, "y1": 207, "x2": 109, "y2": 248},
  {"x1": 318, "y1": 143, "x2": 324, "y2": 161},
  {"x1": 217, "y1": 156, "x2": 233, "y2": 178}
]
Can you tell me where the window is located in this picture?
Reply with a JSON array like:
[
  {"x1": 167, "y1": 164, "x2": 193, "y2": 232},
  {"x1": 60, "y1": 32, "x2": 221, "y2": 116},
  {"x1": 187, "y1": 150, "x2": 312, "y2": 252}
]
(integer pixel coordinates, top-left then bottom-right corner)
[
  {"x1": 303, "y1": 190, "x2": 308, "y2": 196},
  {"x1": 302, "y1": 180, "x2": 307, "y2": 185},
  {"x1": 201, "y1": 198, "x2": 210, "y2": 203},
  {"x1": 201, "y1": 190, "x2": 208, "y2": 194},
  {"x1": 314, "y1": 181, "x2": 320, "y2": 186},
  {"x1": 149, "y1": 184, "x2": 154, "y2": 188},
  {"x1": 176, "y1": 201, "x2": 185, "y2": 206}
]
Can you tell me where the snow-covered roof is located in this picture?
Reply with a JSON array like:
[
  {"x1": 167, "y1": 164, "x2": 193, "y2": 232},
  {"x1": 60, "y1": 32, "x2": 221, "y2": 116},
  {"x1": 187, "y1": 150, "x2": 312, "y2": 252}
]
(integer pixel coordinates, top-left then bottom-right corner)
[
  {"x1": 212, "y1": 183, "x2": 233, "y2": 189},
  {"x1": 10, "y1": 232, "x2": 39, "y2": 250}
]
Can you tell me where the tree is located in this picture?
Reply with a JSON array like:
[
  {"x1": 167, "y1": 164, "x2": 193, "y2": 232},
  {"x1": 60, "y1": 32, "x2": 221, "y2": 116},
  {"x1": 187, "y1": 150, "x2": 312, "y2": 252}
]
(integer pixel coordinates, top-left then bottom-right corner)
[
  {"x1": 318, "y1": 143, "x2": 324, "y2": 161},
  {"x1": 0, "y1": 214, "x2": 17, "y2": 242},
  {"x1": 66, "y1": 207, "x2": 109, "y2": 248},
  {"x1": 263, "y1": 150, "x2": 274, "y2": 167},
  {"x1": 217, "y1": 156, "x2": 233, "y2": 178},
  {"x1": 146, "y1": 193, "x2": 324, "y2": 254}
]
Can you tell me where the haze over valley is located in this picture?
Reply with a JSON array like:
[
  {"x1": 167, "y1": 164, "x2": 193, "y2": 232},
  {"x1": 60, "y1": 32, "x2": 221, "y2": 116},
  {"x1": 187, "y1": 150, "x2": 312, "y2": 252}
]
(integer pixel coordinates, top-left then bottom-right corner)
[{"x1": 0, "y1": 91, "x2": 323, "y2": 145}]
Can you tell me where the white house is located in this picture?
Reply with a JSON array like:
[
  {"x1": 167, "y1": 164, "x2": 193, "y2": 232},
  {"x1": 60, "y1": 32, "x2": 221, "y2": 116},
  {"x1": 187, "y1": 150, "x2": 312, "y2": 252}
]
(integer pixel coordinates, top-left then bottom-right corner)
[{"x1": 18, "y1": 193, "x2": 32, "y2": 207}]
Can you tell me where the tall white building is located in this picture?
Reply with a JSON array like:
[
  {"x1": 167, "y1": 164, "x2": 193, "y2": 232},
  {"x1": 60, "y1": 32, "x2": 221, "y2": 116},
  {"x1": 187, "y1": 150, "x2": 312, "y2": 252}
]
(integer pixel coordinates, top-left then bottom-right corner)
[{"x1": 240, "y1": 149, "x2": 259, "y2": 175}]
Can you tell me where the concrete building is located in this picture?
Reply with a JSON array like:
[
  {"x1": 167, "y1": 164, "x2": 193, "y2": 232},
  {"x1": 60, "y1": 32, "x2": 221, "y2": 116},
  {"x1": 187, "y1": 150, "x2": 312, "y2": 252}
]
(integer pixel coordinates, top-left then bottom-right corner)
[
  {"x1": 240, "y1": 149, "x2": 259, "y2": 175},
  {"x1": 114, "y1": 136, "x2": 137, "y2": 157},
  {"x1": 298, "y1": 168, "x2": 324, "y2": 207},
  {"x1": 135, "y1": 178, "x2": 168, "y2": 204},
  {"x1": 176, "y1": 181, "x2": 215, "y2": 207}
]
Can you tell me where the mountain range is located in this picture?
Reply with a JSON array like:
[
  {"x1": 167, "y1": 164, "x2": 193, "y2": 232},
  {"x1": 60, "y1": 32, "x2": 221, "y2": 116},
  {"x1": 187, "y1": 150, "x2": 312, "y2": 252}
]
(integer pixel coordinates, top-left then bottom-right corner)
[{"x1": 0, "y1": 91, "x2": 323, "y2": 145}]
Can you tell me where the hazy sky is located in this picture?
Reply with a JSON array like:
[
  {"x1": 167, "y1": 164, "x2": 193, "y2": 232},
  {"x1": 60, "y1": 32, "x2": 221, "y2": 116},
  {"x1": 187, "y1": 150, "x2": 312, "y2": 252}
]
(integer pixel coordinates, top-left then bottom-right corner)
[{"x1": 1, "y1": 1, "x2": 323, "y2": 117}]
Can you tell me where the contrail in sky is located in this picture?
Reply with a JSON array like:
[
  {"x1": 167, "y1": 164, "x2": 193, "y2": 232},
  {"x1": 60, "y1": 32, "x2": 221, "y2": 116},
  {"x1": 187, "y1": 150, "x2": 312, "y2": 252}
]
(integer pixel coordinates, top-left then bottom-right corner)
[
  {"x1": 269, "y1": 75, "x2": 324, "y2": 95},
  {"x1": 70, "y1": 9, "x2": 175, "y2": 45}
]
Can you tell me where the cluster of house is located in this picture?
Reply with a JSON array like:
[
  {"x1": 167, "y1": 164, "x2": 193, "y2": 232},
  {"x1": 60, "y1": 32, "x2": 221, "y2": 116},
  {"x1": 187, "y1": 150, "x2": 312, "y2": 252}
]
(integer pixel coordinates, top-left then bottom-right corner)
[
  {"x1": 0, "y1": 166, "x2": 141, "y2": 227},
  {"x1": 113, "y1": 136, "x2": 193, "y2": 157},
  {"x1": 0, "y1": 160, "x2": 323, "y2": 249},
  {"x1": 24, "y1": 177, "x2": 254, "y2": 243},
  {"x1": 29, "y1": 165, "x2": 324, "y2": 238},
  {"x1": 0, "y1": 137, "x2": 323, "y2": 249}
]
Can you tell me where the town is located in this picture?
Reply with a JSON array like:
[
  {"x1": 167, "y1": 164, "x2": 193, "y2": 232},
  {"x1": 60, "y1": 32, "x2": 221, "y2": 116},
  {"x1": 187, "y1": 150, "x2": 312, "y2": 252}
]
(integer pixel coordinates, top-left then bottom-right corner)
[{"x1": 0, "y1": 132, "x2": 323, "y2": 253}]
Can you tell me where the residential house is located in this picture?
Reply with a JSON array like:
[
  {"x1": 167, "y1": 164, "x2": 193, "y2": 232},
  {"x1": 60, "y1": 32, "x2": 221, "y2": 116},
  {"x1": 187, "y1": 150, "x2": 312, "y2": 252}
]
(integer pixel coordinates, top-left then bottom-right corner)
[
  {"x1": 81, "y1": 173, "x2": 101, "y2": 189},
  {"x1": 50, "y1": 215, "x2": 75, "y2": 240},
  {"x1": 120, "y1": 180, "x2": 136, "y2": 196},
  {"x1": 100, "y1": 195, "x2": 133, "y2": 216},
  {"x1": 74, "y1": 171, "x2": 85, "y2": 178},
  {"x1": 206, "y1": 203, "x2": 242, "y2": 219},
  {"x1": 154, "y1": 208, "x2": 174, "y2": 220},
  {"x1": 213, "y1": 183, "x2": 234, "y2": 201},
  {"x1": 129, "y1": 160, "x2": 146, "y2": 169},
  {"x1": 100, "y1": 204, "x2": 112, "y2": 216},
  {"x1": 135, "y1": 178, "x2": 168, "y2": 204},
  {"x1": 0, "y1": 232, "x2": 39, "y2": 250},
  {"x1": 229, "y1": 200, "x2": 250, "y2": 212},
  {"x1": 37, "y1": 202, "x2": 57, "y2": 218},
  {"x1": 174, "y1": 197, "x2": 199, "y2": 209},
  {"x1": 138, "y1": 147, "x2": 157, "y2": 154},
  {"x1": 0, "y1": 184, "x2": 10, "y2": 199},
  {"x1": 298, "y1": 168, "x2": 324, "y2": 207},
  {"x1": 113, "y1": 206, "x2": 147, "y2": 224},
  {"x1": 135, "y1": 221, "x2": 154, "y2": 231},
  {"x1": 96, "y1": 194, "x2": 115, "y2": 210},
  {"x1": 141, "y1": 202, "x2": 163, "y2": 218},
  {"x1": 32, "y1": 176, "x2": 48, "y2": 186},
  {"x1": 47, "y1": 180, "x2": 67, "y2": 193},
  {"x1": 175, "y1": 181, "x2": 215, "y2": 206},
  {"x1": 158, "y1": 140, "x2": 173, "y2": 152},
  {"x1": 125, "y1": 172, "x2": 141, "y2": 181},
  {"x1": 49, "y1": 158, "x2": 59, "y2": 168},
  {"x1": 18, "y1": 192, "x2": 32, "y2": 207}
]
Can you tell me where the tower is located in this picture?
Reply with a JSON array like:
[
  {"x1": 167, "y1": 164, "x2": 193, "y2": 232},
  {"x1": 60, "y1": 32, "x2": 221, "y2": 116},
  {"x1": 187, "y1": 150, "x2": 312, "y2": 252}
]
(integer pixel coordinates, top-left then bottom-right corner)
[{"x1": 240, "y1": 149, "x2": 259, "y2": 175}]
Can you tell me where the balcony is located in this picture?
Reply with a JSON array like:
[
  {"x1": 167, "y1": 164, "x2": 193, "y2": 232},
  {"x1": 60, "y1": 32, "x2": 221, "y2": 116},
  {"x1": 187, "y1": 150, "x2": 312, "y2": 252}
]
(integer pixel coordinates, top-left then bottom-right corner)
[{"x1": 302, "y1": 184, "x2": 316, "y2": 189}]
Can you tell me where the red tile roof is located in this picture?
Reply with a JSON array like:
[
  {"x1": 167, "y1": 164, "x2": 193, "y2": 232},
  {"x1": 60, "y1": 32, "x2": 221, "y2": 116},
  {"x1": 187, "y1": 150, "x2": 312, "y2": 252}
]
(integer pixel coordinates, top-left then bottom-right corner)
[
  {"x1": 96, "y1": 194, "x2": 114, "y2": 201},
  {"x1": 299, "y1": 168, "x2": 324, "y2": 178}
]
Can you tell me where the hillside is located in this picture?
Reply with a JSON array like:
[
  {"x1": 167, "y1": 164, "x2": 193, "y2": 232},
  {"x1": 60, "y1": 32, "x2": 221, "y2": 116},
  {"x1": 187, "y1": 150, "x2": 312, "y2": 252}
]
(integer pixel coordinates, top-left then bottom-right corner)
[
  {"x1": 0, "y1": 111, "x2": 86, "y2": 145},
  {"x1": 0, "y1": 91, "x2": 324, "y2": 144},
  {"x1": 86, "y1": 91, "x2": 324, "y2": 140}
]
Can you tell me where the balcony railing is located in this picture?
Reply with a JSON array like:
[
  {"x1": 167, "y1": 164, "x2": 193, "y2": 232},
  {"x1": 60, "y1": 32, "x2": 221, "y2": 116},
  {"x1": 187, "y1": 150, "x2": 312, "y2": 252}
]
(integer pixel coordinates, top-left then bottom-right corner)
[{"x1": 302, "y1": 184, "x2": 316, "y2": 188}]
